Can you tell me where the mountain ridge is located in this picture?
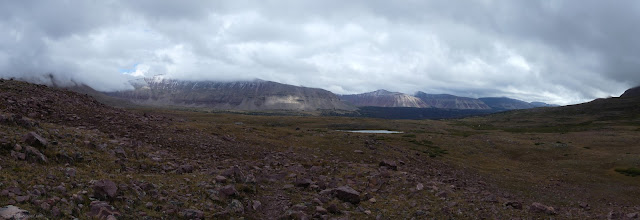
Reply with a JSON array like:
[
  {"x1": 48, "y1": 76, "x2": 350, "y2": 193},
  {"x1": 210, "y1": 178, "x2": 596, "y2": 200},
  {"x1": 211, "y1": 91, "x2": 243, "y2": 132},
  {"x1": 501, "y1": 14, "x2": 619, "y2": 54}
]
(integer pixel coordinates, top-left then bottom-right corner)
[
  {"x1": 339, "y1": 89, "x2": 430, "y2": 108},
  {"x1": 106, "y1": 76, "x2": 356, "y2": 111}
]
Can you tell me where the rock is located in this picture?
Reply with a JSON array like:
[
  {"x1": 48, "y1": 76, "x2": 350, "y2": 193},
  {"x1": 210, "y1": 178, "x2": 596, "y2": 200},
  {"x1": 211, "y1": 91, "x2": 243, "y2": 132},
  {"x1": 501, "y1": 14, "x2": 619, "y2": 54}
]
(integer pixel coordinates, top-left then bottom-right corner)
[
  {"x1": 327, "y1": 204, "x2": 340, "y2": 214},
  {"x1": 178, "y1": 164, "x2": 194, "y2": 174},
  {"x1": 365, "y1": 210, "x2": 372, "y2": 215},
  {"x1": 219, "y1": 185, "x2": 237, "y2": 197},
  {"x1": 228, "y1": 199, "x2": 244, "y2": 213},
  {"x1": 354, "y1": 150, "x2": 364, "y2": 154},
  {"x1": 51, "y1": 206, "x2": 60, "y2": 217},
  {"x1": 504, "y1": 201, "x2": 522, "y2": 209},
  {"x1": 64, "y1": 168, "x2": 77, "y2": 177},
  {"x1": 627, "y1": 212, "x2": 639, "y2": 219},
  {"x1": 579, "y1": 202, "x2": 590, "y2": 210},
  {"x1": 416, "y1": 183, "x2": 424, "y2": 191},
  {"x1": 379, "y1": 160, "x2": 397, "y2": 170},
  {"x1": 24, "y1": 146, "x2": 47, "y2": 163},
  {"x1": 435, "y1": 191, "x2": 448, "y2": 198},
  {"x1": 11, "y1": 151, "x2": 26, "y2": 160},
  {"x1": 113, "y1": 148, "x2": 126, "y2": 158},
  {"x1": 529, "y1": 202, "x2": 556, "y2": 215},
  {"x1": 608, "y1": 211, "x2": 623, "y2": 219},
  {"x1": 0, "y1": 205, "x2": 30, "y2": 220},
  {"x1": 215, "y1": 175, "x2": 227, "y2": 183},
  {"x1": 89, "y1": 201, "x2": 121, "y2": 219},
  {"x1": 145, "y1": 202, "x2": 153, "y2": 209},
  {"x1": 251, "y1": 200, "x2": 262, "y2": 211},
  {"x1": 221, "y1": 166, "x2": 244, "y2": 181},
  {"x1": 15, "y1": 196, "x2": 30, "y2": 203},
  {"x1": 295, "y1": 178, "x2": 312, "y2": 188},
  {"x1": 316, "y1": 206, "x2": 328, "y2": 214},
  {"x1": 285, "y1": 210, "x2": 308, "y2": 220},
  {"x1": 369, "y1": 197, "x2": 376, "y2": 203},
  {"x1": 335, "y1": 186, "x2": 360, "y2": 204},
  {"x1": 181, "y1": 209, "x2": 204, "y2": 219},
  {"x1": 22, "y1": 132, "x2": 47, "y2": 149},
  {"x1": 93, "y1": 180, "x2": 118, "y2": 200}
]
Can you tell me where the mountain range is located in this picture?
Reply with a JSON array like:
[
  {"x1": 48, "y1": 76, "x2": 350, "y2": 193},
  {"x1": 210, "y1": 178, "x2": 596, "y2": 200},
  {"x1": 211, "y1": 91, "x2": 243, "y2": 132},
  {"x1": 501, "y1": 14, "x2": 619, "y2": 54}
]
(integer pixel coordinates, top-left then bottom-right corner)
[
  {"x1": 106, "y1": 76, "x2": 355, "y2": 111},
  {"x1": 100, "y1": 76, "x2": 557, "y2": 113},
  {"x1": 338, "y1": 89, "x2": 556, "y2": 111}
]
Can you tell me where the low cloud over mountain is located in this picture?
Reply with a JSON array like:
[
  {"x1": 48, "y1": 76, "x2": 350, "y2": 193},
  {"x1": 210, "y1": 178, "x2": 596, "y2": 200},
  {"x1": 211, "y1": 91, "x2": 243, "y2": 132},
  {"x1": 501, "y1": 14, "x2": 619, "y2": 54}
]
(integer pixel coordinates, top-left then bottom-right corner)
[{"x1": 2, "y1": 1, "x2": 639, "y2": 105}]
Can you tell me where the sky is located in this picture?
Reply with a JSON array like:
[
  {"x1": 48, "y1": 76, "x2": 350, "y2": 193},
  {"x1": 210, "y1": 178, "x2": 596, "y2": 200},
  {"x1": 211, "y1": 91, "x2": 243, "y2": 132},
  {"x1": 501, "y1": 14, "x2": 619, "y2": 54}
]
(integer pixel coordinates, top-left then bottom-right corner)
[{"x1": 1, "y1": 1, "x2": 639, "y2": 105}]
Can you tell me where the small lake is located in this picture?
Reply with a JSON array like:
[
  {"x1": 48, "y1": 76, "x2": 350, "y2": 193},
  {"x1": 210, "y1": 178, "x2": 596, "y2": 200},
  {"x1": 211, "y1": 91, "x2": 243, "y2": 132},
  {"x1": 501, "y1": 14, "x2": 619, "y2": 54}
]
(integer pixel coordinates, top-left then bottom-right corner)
[{"x1": 338, "y1": 130, "x2": 404, "y2": 134}]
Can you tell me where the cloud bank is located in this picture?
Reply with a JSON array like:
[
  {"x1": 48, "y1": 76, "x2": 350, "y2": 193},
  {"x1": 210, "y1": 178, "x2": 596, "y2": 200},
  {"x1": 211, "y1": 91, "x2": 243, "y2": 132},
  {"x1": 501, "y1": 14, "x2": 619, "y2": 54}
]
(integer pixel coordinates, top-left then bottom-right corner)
[{"x1": 1, "y1": 0, "x2": 639, "y2": 104}]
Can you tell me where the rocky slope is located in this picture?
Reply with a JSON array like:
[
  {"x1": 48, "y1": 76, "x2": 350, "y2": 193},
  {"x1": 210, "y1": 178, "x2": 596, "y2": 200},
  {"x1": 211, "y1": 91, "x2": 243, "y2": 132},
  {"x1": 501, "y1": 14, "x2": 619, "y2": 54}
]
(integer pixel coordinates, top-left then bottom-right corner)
[
  {"x1": 620, "y1": 86, "x2": 640, "y2": 98},
  {"x1": 107, "y1": 76, "x2": 355, "y2": 111},
  {"x1": 414, "y1": 92, "x2": 491, "y2": 110},
  {"x1": 339, "y1": 90, "x2": 429, "y2": 108},
  {"x1": 478, "y1": 97, "x2": 536, "y2": 110}
]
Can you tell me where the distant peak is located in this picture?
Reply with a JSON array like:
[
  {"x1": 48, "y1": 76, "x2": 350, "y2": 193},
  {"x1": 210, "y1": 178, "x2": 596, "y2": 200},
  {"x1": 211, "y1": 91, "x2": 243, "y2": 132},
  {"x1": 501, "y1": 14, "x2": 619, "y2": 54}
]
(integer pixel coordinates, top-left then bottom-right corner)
[{"x1": 370, "y1": 89, "x2": 397, "y2": 96}]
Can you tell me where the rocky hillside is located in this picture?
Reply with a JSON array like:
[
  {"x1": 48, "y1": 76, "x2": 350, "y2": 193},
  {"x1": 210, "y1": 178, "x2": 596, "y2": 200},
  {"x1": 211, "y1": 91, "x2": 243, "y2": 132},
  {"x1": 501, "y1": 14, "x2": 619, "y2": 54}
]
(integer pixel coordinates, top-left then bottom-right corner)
[
  {"x1": 478, "y1": 97, "x2": 536, "y2": 110},
  {"x1": 620, "y1": 86, "x2": 640, "y2": 98},
  {"x1": 339, "y1": 90, "x2": 429, "y2": 108},
  {"x1": 414, "y1": 92, "x2": 491, "y2": 110},
  {"x1": 107, "y1": 76, "x2": 355, "y2": 111}
]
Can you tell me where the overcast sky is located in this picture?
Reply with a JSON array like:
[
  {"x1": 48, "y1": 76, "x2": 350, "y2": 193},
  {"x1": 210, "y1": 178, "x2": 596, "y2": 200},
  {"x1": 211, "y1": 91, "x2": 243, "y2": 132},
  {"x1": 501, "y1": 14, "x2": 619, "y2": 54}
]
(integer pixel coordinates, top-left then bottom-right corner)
[{"x1": 1, "y1": 1, "x2": 639, "y2": 105}]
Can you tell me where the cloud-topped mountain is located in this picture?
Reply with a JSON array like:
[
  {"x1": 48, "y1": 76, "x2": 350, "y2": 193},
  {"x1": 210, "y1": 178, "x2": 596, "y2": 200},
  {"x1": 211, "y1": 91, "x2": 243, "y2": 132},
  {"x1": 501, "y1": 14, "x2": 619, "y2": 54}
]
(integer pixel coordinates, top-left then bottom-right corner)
[
  {"x1": 339, "y1": 90, "x2": 430, "y2": 108},
  {"x1": 106, "y1": 76, "x2": 355, "y2": 111},
  {"x1": 340, "y1": 90, "x2": 557, "y2": 111},
  {"x1": 620, "y1": 86, "x2": 640, "y2": 98},
  {"x1": 414, "y1": 92, "x2": 491, "y2": 110},
  {"x1": 477, "y1": 97, "x2": 536, "y2": 110}
]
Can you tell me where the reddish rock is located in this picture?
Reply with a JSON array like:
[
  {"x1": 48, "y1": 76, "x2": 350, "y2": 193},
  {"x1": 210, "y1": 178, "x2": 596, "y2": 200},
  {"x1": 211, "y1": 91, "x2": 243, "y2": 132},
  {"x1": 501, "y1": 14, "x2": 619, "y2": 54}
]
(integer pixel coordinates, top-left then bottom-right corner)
[
  {"x1": 335, "y1": 186, "x2": 360, "y2": 204},
  {"x1": 379, "y1": 160, "x2": 398, "y2": 170},
  {"x1": 15, "y1": 196, "x2": 30, "y2": 203},
  {"x1": 327, "y1": 204, "x2": 340, "y2": 214},
  {"x1": 89, "y1": 201, "x2": 120, "y2": 219},
  {"x1": 219, "y1": 185, "x2": 238, "y2": 197},
  {"x1": 24, "y1": 146, "x2": 47, "y2": 163},
  {"x1": 178, "y1": 164, "x2": 194, "y2": 174},
  {"x1": 504, "y1": 201, "x2": 522, "y2": 209},
  {"x1": 316, "y1": 206, "x2": 328, "y2": 214},
  {"x1": 181, "y1": 209, "x2": 204, "y2": 219},
  {"x1": 22, "y1": 132, "x2": 47, "y2": 149},
  {"x1": 295, "y1": 178, "x2": 313, "y2": 188},
  {"x1": 93, "y1": 180, "x2": 118, "y2": 200},
  {"x1": 529, "y1": 202, "x2": 556, "y2": 215}
]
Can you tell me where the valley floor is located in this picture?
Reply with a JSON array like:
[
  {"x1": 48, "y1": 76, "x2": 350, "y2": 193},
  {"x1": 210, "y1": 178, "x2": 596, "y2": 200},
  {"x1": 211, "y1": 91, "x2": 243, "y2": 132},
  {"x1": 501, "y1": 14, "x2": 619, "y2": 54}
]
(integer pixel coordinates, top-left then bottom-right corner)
[{"x1": 1, "y1": 79, "x2": 639, "y2": 219}]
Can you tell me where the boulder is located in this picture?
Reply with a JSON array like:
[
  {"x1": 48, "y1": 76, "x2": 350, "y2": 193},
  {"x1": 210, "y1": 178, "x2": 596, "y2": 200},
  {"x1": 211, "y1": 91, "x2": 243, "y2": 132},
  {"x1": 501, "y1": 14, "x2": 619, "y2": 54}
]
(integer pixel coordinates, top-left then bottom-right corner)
[
  {"x1": 504, "y1": 201, "x2": 522, "y2": 209},
  {"x1": 181, "y1": 209, "x2": 204, "y2": 219},
  {"x1": 178, "y1": 164, "x2": 194, "y2": 174},
  {"x1": 529, "y1": 202, "x2": 556, "y2": 215},
  {"x1": 22, "y1": 132, "x2": 47, "y2": 149},
  {"x1": 24, "y1": 146, "x2": 47, "y2": 163},
  {"x1": 295, "y1": 178, "x2": 313, "y2": 188},
  {"x1": 379, "y1": 160, "x2": 397, "y2": 170},
  {"x1": 221, "y1": 166, "x2": 244, "y2": 181},
  {"x1": 335, "y1": 186, "x2": 360, "y2": 204},
  {"x1": 219, "y1": 185, "x2": 237, "y2": 197},
  {"x1": 93, "y1": 180, "x2": 118, "y2": 200},
  {"x1": 0, "y1": 205, "x2": 30, "y2": 220},
  {"x1": 228, "y1": 199, "x2": 244, "y2": 213},
  {"x1": 89, "y1": 201, "x2": 120, "y2": 220}
]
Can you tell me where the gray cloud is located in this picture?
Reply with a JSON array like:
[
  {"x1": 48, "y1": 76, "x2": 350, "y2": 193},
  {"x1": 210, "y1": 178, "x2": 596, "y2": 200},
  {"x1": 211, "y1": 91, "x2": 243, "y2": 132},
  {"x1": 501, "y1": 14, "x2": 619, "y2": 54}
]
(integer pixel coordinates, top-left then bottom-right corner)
[{"x1": 1, "y1": 0, "x2": 639, "y2": 104}]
